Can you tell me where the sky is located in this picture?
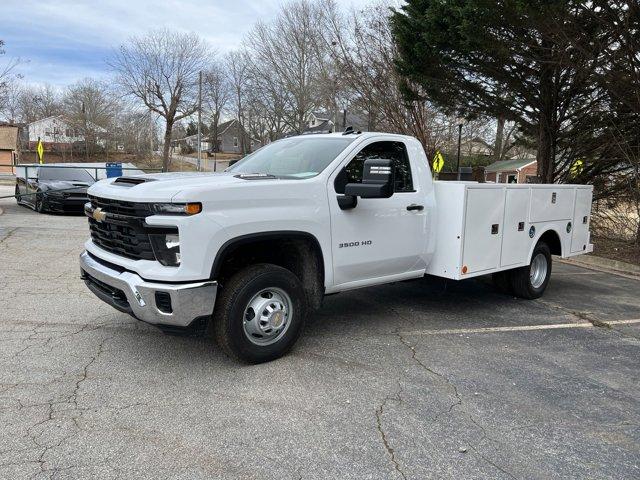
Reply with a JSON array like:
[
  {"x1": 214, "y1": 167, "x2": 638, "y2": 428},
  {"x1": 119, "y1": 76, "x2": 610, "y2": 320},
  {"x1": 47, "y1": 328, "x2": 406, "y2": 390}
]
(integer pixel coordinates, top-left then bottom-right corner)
[{"x1": 1, "y1": 0, "x2": 372, "y2": 88}]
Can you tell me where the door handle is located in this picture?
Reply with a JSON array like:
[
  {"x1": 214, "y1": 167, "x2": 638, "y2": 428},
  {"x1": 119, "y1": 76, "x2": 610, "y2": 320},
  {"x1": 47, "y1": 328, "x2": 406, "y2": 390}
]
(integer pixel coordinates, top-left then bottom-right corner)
[{"x1": 406, "y1": 204, "x2": 424, "y2": 211}]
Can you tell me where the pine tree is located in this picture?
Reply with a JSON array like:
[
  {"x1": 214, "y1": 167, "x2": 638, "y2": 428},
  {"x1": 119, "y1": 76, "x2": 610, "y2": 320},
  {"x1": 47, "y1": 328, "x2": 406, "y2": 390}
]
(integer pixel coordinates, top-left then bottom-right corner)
[{"x1": 391, "y1": 0, "x2": 607, "y2": 182}]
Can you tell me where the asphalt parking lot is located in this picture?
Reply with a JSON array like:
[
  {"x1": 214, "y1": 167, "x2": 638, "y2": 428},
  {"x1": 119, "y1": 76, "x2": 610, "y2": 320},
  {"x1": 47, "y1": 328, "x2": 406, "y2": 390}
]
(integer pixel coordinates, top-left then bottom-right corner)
[{"x1": 1, "y1": 184, "x2": 639, "y2": 479}]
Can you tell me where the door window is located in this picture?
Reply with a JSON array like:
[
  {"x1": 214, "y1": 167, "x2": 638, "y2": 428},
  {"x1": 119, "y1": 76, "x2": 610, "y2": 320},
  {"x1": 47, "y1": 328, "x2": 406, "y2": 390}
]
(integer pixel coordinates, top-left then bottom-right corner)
[{"x1": 334, "y1": 141, "x2": 414, "y2": 194}]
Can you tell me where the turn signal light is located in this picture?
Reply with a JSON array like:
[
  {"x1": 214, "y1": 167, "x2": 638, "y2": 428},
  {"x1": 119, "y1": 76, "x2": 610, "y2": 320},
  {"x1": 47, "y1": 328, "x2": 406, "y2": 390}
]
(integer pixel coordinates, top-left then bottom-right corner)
[
  {"x1": 185, "y1": 203, "x2": 202, "y2": 215},
  {"x1": 462, "y1": 265, "x2": 468, "y2": 274}
]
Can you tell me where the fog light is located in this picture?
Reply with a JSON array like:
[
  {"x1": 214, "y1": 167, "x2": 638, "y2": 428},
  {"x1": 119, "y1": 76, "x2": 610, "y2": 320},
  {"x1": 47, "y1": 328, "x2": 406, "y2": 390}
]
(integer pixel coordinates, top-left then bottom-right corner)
[{"x1": 150, "y1": 232, "x2": 181, "y2": 266}]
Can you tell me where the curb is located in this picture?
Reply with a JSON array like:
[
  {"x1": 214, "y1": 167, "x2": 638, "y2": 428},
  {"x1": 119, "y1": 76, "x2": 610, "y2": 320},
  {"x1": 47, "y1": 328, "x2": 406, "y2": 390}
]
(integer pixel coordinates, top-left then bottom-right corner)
[{"x1": 560, "y1": 254, "x2": 640, "y2": 279}]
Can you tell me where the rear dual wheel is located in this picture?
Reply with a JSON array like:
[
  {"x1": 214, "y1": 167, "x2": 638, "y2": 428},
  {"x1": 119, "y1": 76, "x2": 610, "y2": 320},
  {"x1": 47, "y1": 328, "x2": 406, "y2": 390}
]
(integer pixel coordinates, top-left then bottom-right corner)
[{"x1": 492, "y1": 242, "x2": 552, "y2": 299}]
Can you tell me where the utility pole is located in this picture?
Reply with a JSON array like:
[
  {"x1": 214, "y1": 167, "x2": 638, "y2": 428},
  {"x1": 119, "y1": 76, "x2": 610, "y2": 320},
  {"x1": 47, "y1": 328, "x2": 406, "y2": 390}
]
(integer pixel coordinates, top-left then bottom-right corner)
[
  {"x1": 82, "y1": 101, "x2": 89, "y2": 162},
  {"x1": 456, "y1": 122, "x2": 463, "y2": 180},
  {"x1": 196, "y1": 70, "x2": 202, "y2": 172}
]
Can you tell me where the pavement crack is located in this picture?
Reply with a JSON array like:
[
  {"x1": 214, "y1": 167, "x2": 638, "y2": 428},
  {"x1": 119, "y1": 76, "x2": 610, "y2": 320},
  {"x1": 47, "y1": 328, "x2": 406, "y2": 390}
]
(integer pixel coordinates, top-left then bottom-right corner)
[
  {"x1": 374, "y1": 383, "x2": 407, "y2": 480},
  {"x1": 396, "y1": 331, "x2": 462, "y2": 415},
  {"x1": 0, "y1": 226, "x2": 17, "y2": 245},
  {"x1": 396, "y1": 331, "x2": 520, "y2": 479}
]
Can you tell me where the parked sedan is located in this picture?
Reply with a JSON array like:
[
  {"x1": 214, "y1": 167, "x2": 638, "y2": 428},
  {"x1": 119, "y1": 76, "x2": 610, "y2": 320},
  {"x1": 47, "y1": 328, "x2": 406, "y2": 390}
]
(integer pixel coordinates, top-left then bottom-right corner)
[{"x1": 16, "y1": 165, "x2": 95, "y2": 213}]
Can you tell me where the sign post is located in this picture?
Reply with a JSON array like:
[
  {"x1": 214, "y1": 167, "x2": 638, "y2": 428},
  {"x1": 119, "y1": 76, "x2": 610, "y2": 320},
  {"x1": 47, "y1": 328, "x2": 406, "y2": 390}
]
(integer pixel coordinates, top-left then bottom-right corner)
[{"x1": 36, "y1": 138, "x2": 44, "y2": 164}]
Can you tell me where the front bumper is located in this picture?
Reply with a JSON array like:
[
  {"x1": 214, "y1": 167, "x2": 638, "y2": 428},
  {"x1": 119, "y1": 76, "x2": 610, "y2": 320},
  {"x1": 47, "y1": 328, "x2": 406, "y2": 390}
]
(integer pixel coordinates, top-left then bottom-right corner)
[
  {"x1": 45, "y1": 194, "x2": 89, "y2": 212},
  {"x1": 80, "y1": 251, "x2": 217, "y2": 327}
]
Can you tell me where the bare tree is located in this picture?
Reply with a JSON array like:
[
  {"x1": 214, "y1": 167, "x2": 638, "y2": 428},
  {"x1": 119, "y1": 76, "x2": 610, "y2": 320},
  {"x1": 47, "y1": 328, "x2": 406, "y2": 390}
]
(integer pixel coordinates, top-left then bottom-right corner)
[
  {"x1": 109, "y1": 29, "x2": 212, "y2": 170},
  {"x1": 0, "y1": 81, "x2": 23, "y2": 123},
  {"x1": 16, "y1": 84, "x2": 63, "y2": 123},
  {"x1": 244, "y1": 0, "x2": 328, "y2": 134},
  {"x1": 226, "y1": 50, "x2": 249, "y2": 153},
  {"x1": 322, "y1": 3, "x2": 442, "y2": 154},
  {"x1": 203, "y1": 63, "x2": 230, "y2": 152},
  {"x1": 63, "y1": 78, "x2": 117, "y2": 159},
  {"x1": 0, "y1": 40, "x2": 21, "y2": 111}
]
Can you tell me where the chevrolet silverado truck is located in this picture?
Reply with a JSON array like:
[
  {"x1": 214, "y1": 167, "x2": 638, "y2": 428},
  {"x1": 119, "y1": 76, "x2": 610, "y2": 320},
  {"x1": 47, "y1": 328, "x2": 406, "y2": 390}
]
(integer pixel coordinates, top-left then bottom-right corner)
[{"x1": 80, "y1": 132, "x2": 593, "y2": 363}]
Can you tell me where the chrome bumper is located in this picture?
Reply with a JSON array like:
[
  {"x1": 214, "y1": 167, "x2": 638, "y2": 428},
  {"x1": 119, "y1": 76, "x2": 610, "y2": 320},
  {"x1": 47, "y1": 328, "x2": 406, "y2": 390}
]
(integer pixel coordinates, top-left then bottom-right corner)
[{"x1": 79, "y1": 251, "x2": 217, "y2": 327}]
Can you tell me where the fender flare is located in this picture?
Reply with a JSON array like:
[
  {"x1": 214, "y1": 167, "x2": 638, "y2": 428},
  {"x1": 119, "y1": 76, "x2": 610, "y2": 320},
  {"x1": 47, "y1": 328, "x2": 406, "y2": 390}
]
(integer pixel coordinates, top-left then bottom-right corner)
[{"x1": 210, "y1": 230, "x2": 325, "y2": 281}]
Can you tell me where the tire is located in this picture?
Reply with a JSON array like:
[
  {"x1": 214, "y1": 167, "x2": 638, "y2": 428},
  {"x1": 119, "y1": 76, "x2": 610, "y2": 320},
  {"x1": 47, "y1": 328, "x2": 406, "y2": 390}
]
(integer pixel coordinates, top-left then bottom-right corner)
[
  {"x1": 492, "y1": 270, "x2": 513, "y2": 295},
  {"x1": 510, "y1": 242, "x2": 552, "y2": 299},
  {"x1": 209, "y1": 263, "x2": 307, "y2": 363},
  {"x1": 15, "y1": 186, "x2": 21, "y2": 205},
  {"x1": 35, "y1": 191, "x2": 45, "y2": 213}
]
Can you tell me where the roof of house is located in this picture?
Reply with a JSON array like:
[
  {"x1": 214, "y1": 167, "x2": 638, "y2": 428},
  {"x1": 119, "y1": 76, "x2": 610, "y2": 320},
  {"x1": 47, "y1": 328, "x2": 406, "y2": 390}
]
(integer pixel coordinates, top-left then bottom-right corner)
[
  {"x1": 217, "y1": 119, "x2": 238, "y2": 136},
  {"x1": 0, "y1": 125, "x2": 19, "y2": 150},
  {"x1": 27, "y1": 115, "x2": 108, "y2": 133},
  {"x1": 303, "y1": 120, "x2": 333, "y2": 134},
  {"x1": 310, "y1": 111, "x2": 331, "y2": 121},
  {"x1": 485, "y1": 158, "x2": 537, "y2": 172},
  {"x1": 462, "y1": 136, "x2": 493, "y2": 150}
]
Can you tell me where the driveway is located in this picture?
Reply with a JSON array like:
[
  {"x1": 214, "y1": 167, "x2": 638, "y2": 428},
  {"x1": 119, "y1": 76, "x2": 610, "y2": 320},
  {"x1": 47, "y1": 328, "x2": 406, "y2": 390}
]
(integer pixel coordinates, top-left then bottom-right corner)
[{"x1": 0, "y1": 185, "x2": 639, "y2": 479}]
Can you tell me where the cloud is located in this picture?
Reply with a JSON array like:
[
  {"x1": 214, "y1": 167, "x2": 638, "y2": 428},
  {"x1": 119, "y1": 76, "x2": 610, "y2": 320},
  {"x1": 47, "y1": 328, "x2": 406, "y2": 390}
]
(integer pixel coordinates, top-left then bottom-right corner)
[{"x1": 2, "y1": 0, "x2": 371, "y2": 87}]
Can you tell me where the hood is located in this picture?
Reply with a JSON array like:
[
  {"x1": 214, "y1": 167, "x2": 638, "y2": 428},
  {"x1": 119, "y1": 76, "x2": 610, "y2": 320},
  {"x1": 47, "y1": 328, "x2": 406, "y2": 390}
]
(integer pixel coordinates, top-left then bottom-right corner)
[
  {"x1": 41, "y1": 180, "x2": 91, "y2": 192},
  {"x1": 86, "y1": 171, "x2": 293, "y2": 203}
]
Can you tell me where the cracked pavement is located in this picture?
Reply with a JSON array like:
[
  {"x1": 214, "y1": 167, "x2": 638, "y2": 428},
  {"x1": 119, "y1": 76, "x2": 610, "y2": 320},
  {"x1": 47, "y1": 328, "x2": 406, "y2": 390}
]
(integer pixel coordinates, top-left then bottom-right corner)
[{"x1": 1, "y1": 185, "x2": 639, "y2": 479}]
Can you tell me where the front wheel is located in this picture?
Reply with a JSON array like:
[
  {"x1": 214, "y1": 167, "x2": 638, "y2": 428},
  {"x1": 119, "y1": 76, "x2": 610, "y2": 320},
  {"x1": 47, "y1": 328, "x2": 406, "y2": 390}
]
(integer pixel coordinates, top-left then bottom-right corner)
[
  {"x1": 510, "y1": 242, "x2": 552, "y2": 299},
  {"x1": 209, "y1": 263, "x2": 307, "y2": 363},
  {"x1": 35, "y1": 192, "x2": 45, "y2": 213}
]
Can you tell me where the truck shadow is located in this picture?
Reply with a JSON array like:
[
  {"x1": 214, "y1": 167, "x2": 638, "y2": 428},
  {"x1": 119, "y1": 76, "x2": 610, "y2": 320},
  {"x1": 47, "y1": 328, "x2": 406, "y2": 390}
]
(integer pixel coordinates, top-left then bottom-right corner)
[{"x1": 304, "y1": 275, "x2": 544, "y2": 337}]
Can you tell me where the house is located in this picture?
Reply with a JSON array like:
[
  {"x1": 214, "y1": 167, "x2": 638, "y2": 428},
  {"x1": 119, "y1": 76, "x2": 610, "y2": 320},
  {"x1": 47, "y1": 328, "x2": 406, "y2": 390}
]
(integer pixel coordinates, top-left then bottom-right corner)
[
  {"x1": 484, "y1": 158, "x2": 539, "y2": 183},
  {"x1": 0, "y1": 123, "x2": 21, "y2": 175},
  {"x1": 461, "y1": 137, "x2": 494, "y2": 157},
  {"x1": 307, "y1": 112, "x2": 332, "y2": 129},
  {"x1": 178, "y1": 134, "x2": 211, "y2": 152},
  {"x1": 172, "y1": 119, "x2": 261, "y2": 155},
  {"x1": 304, "y1": 110, "x2": 370, "y2": 134},
  {"x1": 26, "y1": 115, "x2": 107, "y2": 150},
  {"x1": 210, "y1": 119, "x2": 261, "y2": 154}
]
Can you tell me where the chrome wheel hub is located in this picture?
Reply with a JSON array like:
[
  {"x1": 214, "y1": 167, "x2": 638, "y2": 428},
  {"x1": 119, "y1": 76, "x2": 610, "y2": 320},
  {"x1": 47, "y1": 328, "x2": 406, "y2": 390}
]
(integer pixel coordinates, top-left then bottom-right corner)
[
  {"x1": 530, "y1": 253, "x2": 548, "y2": 289},
  {"x1": 242, "y1": 288, "x2": 292, "y2": 346}
]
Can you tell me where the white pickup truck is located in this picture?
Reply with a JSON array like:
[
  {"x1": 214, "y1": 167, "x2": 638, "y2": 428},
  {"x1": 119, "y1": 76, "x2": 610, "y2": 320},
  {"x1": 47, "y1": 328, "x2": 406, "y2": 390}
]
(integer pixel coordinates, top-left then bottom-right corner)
[{"x1": 80, "y1": 132, "x2": 593, "y2": 363}]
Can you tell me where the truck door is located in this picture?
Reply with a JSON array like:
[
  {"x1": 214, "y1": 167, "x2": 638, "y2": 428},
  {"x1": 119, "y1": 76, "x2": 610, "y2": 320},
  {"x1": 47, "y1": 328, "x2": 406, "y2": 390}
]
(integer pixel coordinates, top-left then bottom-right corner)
[{"x1": 329, "y1": 140, "x2": 427, "y2": 287}]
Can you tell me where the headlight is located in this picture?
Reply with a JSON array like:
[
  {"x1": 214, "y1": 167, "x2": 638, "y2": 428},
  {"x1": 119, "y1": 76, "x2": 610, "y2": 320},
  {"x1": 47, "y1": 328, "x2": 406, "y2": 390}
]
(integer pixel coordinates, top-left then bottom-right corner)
[
  {"x1": 151, "y1": 203, "x2": 201, "y2": 215},
  {"x1": 149, "y1": 232, "x2": 181, "y2": 266}
]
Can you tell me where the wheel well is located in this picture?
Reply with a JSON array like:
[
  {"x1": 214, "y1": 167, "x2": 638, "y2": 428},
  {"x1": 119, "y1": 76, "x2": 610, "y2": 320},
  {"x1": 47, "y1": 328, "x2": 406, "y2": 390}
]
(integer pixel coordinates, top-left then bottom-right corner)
[
  {"x1": 211, "y1": 232, "x2": 325, "y2": 310},
  {"x1": 538, "y1": 229, "x2": 562, "y2": 256}
]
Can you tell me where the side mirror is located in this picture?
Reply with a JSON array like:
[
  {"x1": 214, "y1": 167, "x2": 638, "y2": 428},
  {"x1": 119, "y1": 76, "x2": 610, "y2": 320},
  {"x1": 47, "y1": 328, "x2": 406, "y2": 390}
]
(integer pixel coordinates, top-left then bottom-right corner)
[{"x1": 344, "y1": 158, "x2": 394, "y2": 199}]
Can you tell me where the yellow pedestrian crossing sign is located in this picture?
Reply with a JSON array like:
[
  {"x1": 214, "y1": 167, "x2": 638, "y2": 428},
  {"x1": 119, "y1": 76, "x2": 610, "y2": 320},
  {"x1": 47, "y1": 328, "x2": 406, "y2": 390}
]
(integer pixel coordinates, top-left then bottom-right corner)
[
  {"x1": 432, "y1": 151, "x2": 444, "y2": 173},
  {"x1": 570, "y1": 159, "x2": 583, "y2": 177},
  {"x1": 36, "y1": 139, "x2": 44, "y2": 164}
]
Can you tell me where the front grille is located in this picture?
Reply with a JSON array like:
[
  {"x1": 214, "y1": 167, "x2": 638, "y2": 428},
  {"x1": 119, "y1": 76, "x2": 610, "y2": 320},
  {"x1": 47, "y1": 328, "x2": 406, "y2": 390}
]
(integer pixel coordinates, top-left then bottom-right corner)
[{"x1": 88, "y1": 195, "x2": 155, "y2": 261}]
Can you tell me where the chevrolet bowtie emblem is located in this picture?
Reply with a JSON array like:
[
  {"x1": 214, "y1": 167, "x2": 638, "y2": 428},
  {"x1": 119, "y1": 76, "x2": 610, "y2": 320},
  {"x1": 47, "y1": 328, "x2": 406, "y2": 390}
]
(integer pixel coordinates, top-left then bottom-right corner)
[{"x1": 92, "y1": 207, "x2": 107, "y2": 222}]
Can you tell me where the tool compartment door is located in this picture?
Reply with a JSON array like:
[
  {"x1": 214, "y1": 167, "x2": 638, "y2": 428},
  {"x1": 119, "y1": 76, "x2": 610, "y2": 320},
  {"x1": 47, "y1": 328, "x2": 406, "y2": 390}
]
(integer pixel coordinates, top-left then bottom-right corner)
[
  {"x1": 462, "y1": 188, "x2": 505, "y2": 274},
  {"x1": 530, "y1": 187, "x2": 574, "y2": 222},
  {"x1": 571, "y1": 188, "x2": 593, "y2": 253},
  {"x1": 501, "y1": 188, "x2": 532, "y2": 267}
]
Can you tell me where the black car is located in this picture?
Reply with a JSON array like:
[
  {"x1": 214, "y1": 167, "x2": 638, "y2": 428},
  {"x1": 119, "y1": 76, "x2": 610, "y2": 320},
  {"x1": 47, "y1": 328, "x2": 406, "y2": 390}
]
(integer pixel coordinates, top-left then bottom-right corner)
[{"x1": 15, "y1": 165, "x2": 95, "y2": 213}]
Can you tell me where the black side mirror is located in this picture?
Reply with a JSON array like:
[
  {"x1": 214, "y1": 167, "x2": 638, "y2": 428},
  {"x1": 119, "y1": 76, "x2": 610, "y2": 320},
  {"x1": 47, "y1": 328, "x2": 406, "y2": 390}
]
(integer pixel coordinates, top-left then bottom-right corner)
[{"x1": 345, "y1": 158, "x2": 394, "y2": 199}]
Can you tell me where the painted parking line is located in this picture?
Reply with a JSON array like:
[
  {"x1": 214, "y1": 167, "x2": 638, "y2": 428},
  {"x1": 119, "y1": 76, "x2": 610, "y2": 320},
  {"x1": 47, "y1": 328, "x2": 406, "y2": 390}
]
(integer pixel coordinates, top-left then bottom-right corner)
[{"x1": 400, "y1": 319, "x2": 640, "y2": 336}]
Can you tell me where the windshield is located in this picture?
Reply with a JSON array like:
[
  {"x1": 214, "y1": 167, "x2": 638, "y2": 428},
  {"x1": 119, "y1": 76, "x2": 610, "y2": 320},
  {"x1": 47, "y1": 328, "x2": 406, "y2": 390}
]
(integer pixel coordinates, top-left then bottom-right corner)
[
  {"x1": 39, "y1": 167, "x2": 95, "y2": 183},
  {"x1": 228, "y1": 136, "x2": 355, "y2": 178}
]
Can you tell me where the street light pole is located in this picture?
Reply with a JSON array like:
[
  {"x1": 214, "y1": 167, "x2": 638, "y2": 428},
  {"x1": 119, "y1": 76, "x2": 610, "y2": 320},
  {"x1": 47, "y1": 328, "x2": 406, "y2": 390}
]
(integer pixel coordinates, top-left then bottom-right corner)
[{"x1": 456, "y1": 122, "x2": 463, "y2": 180}]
